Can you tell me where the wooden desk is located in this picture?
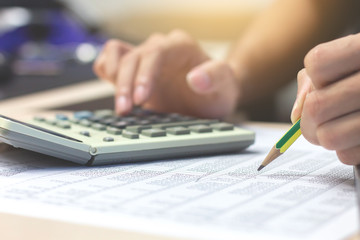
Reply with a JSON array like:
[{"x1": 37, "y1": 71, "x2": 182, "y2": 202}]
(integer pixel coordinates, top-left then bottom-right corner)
[{"x1": 0, "y1": 80, "x2": 114, "y2": 118}]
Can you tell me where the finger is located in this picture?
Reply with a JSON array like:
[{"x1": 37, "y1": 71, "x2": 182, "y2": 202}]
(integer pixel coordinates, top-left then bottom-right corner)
[
  {"x1": 186, "y1": 62, "x2": 218, "y2": 94},
  {"x1": 103, "y1": 40, "x2": 132, "y2": 83},
  {"x1": 93, "y1": 51, "x2": 108, "y2": 82},
  {"x1": 316, "y1": 111, "x2": 360, "y2": 152},
  {"x1": 290, "y1": 69, "x2": 313, "y2": 123},
  {"x1": 337, "y1": 145, "x2": 360, "y2": 165},
  {"x1": 303, "y1": 71, "x2": 360, "y2": 126},
  {"x1": 300, "y1": 91, "x2": 321, "y2": 146},
  {"x1": 186, "y1": 60, "x2": 238, "y2": 117},
  {"x1": 115, "y1": 50, "x2": 140, "y2": 115},
  {"x1": 304, "y1": 33, "x2": 360, "y2": 89},
  {"x1": 133, "y1": 34, "x2": 164, "y2": 105}
]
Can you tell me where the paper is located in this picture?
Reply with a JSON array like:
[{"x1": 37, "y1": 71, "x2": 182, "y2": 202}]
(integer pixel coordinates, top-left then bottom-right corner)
[{"x1": 0, "y1": 126, "x2": 357, "y2": 240}]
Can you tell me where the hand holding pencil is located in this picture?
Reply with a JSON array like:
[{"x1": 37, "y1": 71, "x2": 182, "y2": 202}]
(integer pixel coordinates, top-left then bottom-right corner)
[{"x1": 259, "y1": 34, "x2": 360, "y2": 170}]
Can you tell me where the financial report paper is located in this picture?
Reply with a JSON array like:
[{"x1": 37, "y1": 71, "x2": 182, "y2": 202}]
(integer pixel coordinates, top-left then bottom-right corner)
[{"x1": 0, "y1": 126, "x2": 357, "y2": 240}]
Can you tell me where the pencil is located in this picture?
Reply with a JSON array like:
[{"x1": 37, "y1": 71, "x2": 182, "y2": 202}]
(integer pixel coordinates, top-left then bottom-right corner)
[{"x1": 257, "y1": 119, "x2": 302, "y2": 171}]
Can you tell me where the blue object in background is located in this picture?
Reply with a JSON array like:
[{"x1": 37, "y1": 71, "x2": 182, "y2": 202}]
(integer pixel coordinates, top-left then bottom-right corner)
[
  {"x1": 0, "y1": 8, "x2": 106, "y2": 77},
  {"x1": 0, "y1": 6, "x2": 108, "y2": 99}
]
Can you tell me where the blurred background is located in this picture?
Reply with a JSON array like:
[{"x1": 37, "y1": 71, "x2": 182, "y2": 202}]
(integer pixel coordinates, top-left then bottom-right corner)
[{"x1": 0, "y1": 0, "x2": 298, "y2": 122}]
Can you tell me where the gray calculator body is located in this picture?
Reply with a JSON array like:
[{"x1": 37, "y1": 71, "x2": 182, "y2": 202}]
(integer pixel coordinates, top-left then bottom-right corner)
[{"x1": 0, "y1": 109, "x2": 255, "y2": 165}]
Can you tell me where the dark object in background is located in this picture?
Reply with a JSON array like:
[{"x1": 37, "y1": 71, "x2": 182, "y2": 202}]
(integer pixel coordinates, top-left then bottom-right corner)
[
  {"x1": 0, "y1": 0, "x2": 106, "y2": 99},
  {"x1": 0, "y1": 52, "x2": 13, "y2": 85}
]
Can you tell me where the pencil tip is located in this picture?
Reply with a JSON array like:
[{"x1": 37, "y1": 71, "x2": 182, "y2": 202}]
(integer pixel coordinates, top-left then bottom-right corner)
[{"x1": 257, "y1": 165, "x2": 265, "y2": 171}]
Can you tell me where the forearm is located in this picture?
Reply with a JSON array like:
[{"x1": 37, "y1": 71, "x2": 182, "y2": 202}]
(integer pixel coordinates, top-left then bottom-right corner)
[{"x1": 228, "y1": 0, "x2": 359, "y2": 106}]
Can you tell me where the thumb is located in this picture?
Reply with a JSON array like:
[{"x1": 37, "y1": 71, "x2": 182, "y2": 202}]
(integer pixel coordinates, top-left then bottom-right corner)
[
  {"x1": 291, "y1": 68, "x2": 314, "y2": 123},
  {"x1": 186, "y1": 60, "x2": 233, "y2": 95}
]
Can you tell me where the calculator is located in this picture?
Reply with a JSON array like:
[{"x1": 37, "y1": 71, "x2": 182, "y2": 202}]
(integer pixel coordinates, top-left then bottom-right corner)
[{"x1": 0, "y1": 109, "x2": 255, "y2": 165}]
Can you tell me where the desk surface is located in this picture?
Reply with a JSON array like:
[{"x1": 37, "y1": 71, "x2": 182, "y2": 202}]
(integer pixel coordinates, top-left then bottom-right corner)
[
  {"x1": 0, "y1": 80, "x2": 114, "y2": 117},
  {"x1": 0, "y1": 80, "x2": 358, "y2": 240}
]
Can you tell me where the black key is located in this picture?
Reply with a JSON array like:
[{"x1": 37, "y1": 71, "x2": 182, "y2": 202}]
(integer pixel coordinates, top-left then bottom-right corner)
[
  {"x1": 99, "y1": 117, "x2": 117, "y2": 125},
  {"x1": 88, "y1": 115, "x2": 105, "y2": 123},
  {"x1": 103, "y1": 136, "x2": 114, "y2": 142},
  {"x1": 152, "y1": 119, "x2": 218, "y2": 129},
  {"x1": 80, "y1": 130, "x2": 91, "y2": 137},
  {"x1": 111, "y1": 121, "x2": 129, "y2": 129}
]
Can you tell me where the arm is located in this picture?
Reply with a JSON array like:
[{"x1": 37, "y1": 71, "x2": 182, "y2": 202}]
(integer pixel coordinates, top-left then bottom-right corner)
[
  {"x1": 228, "y1": 0, "x2": 359, "y2": 106},
  {"x1": 93, "y1": 0, "x2": 358, "y2": 119}
]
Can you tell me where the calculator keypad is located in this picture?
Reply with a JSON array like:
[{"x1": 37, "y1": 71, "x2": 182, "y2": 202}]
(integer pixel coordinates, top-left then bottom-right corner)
[{"x1": 34, "y1": 108, "x2": 235, "y2": 142}]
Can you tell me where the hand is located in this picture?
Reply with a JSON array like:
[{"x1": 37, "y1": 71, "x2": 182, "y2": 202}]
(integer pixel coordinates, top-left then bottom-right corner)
[
  {"x1": 93, "y1": 30, "x2": 239, "y2": 119},
  {"x1": 291, "y1": 33, "x2": 360, "y2": 165}
]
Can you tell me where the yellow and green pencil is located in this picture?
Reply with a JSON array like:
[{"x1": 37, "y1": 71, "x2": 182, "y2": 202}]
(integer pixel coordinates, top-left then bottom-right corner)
[{"x1": 257, "y1": 119, "x2": 302, "y2": 171}]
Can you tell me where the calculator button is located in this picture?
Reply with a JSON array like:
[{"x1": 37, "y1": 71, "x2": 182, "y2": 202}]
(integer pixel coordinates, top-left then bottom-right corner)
[
  {"x1": 74, "y1": 111, "x2": 93, "y2": 119},
  {"x1": 189, "y1": 125, "x2": 212, "y2": 133},
  {"x1": 70, "y1": 118, "x2": 80, "y2": 124},
  {"x1": 79, "y1": 119, "x2": 92, "y2": 127},
  {"x1": 110, "y1": 121, "x2": 129, "y2": 129},
  {"x1": 88, "y1": 115, "x2": 104, "y2": 122},
  {"x1": 122, "y1": 130, "x2": 139, "y2": 139},
  {"x1": 45, "y1": 119, "x2": 57, "y2": 125},
  {"x1": 210, "y1": 123, "x2": 234, "y2": 131},
  {"x1": 176, "y1": 116, "x2": 196, "y2": 121},
  {"x1": 80, "y1": 131, "x2": 91, "y2": 137},
  {"x1": 103, "y1": 136, "x2": 114, "y2": 142},
  {"x1": 56, "y1": 121, "x2": 71, "y2": 129},
  {"x1": 125, "y1": 125, "x2": 151, "y2": 133},
  {"x1": 130, "y1": 108, "x2": 153, "y2": 117},
  {"x1": 156, "y1": 118, "x2": 173, "y2": 123},
  {"x1": 55, "y1": 114, "x2": 69, "y2": 121},
  {"x1": 152, "y1": 119, "x2": 218, "y2": 129},
  {"x1": 167, "y1": 113, "x2": 195, "y2": 121},
  {"x1": 99, "y1": 117, "x2": 117, "y2": 125},
  {"x1": 141, "y1": 129, "x2": 166, "y2": 137},
  {"x1": 135, "y1": 119, "x2": 152, "y2": 125},
  {"x1": 92, "y1": 123, "x2": 106, "y2": 131},
  {"x1": 106, "y1": 127, "x2": 122, "y2": 135},
  {"x1": 121, "y1": 116, "x2": 138, "y2": 123},
  {"x1": 94, "y1": 109, "x2": 114, "y2": 117},
  {"x1": 34, "y1": 116, "x2": 45, "y2": 122},
  {"x1": 166, "y1": 127, "x2": 190, "y2": 135}
]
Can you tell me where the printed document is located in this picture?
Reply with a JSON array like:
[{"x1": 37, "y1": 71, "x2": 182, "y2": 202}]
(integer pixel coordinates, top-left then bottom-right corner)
[{"x1": 0, "y1": 126, "x2": 357, "y2": 240}]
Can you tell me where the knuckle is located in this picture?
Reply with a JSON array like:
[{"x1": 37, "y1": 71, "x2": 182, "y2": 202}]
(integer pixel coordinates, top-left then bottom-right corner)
[
  {"x1": 304, "y1": 44, "x2": 325, "y2": 69},
  {"x1": 142, "y1": 44, "x2": 162, "y2": 56},
  {"x1": 304, "y1": 44, "x2": 326, "y2": 83},
  {"x1": 169, "y1": 29, "x2": 192, "y2": 42},
  {"x1": 105, "y1": 39, "x2": 121, "y2": 49},
  {"x1": 147, "y1": 32, "x2": 165, "y2": 43}
]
